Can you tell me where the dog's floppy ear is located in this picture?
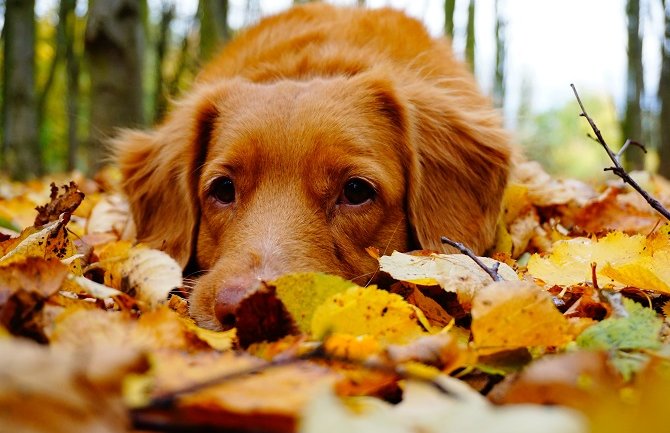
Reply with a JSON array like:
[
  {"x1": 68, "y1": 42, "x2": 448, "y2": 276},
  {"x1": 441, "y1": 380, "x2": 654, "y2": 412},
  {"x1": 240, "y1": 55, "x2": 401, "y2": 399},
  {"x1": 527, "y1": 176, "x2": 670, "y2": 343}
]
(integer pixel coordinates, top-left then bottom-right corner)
[
  {"x1": 113, "y1": 86, "x2": 221, "y2": 267},
  {"x1": 402, "y1": 81, "x2": 512, "y2": 254}
]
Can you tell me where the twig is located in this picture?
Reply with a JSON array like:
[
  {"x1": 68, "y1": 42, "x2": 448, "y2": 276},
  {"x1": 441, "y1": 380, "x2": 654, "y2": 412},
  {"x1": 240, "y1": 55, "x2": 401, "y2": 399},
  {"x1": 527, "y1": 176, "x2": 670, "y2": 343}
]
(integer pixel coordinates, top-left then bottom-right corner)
[
  {"x1": 137, "y1": 340, "x2": 455, "y2": 412},
  {"x1": 571, "y1": 84, "x2": 670, "y2": 221},
  {"x1": 440, "y1": 236, "x2": 502, "y2": 282}
]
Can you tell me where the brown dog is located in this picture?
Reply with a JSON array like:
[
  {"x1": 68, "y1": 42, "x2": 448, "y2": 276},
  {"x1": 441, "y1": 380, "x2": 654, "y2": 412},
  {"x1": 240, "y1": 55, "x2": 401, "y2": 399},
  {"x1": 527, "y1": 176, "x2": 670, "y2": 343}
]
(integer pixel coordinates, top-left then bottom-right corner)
[{"x1": 115, "y1": 3, "x2": 511, "y2": 330}]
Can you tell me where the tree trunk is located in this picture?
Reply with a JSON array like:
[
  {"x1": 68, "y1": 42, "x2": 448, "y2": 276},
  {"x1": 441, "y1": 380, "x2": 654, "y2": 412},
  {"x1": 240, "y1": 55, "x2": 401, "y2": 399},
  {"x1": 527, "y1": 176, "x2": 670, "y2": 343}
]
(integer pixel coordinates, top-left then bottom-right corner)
[
  {"x1": 37, "y1": 1, "x2": 66, "y2": 135},
  {"x1": 465, "y1": 0, "x2": 475, "y2": 73},
  {"x1": 660, "y1": 1, "x2": 670, "y2": 177},
  {"x1": 444, "y1": 0, "x2": 456, "y2": 40},
  {"x1": 3, "y1": 0, "x2": 42, "y2": 179},
  {"x1": 198, "y1": 0, "x2": 230, "y2": 62},
  {"x1": 154, "y1": 3, "x2": 175, "y2": 122},
  {"x1": 63, "y1": 0, "x2": 79, "y2": 171},
  {"x1": 623, "y1": 0, "x2": 645, "y2": 170},
  {"x1": 493, "y1": 0, "x2": 506, "y2": 108},
  {"x1": 85, "y1": 0, "x2": 145, "y2": 173}
]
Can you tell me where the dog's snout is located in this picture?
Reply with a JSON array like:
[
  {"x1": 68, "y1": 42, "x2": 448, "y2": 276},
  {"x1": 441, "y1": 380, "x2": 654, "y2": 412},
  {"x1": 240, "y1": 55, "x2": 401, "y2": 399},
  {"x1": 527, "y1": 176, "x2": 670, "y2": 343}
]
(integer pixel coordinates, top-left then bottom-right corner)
[{"x1": 214, "y1": 278, "x2": 261, "y2": 329}]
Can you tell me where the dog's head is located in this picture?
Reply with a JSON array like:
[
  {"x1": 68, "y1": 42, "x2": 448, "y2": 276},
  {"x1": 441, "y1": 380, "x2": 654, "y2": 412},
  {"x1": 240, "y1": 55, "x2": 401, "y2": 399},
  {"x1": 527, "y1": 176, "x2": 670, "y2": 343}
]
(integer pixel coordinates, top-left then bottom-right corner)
[{"x1": 115, "y1": 73, "x2": 510, "y2": 330}]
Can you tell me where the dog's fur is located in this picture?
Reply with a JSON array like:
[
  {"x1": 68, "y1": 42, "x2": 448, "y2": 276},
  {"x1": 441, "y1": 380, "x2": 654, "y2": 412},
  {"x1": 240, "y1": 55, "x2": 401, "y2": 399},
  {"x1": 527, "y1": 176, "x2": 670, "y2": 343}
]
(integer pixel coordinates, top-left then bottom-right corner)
[{"x1": 114, "y1": 3, "x2": 512, "y2": 330}]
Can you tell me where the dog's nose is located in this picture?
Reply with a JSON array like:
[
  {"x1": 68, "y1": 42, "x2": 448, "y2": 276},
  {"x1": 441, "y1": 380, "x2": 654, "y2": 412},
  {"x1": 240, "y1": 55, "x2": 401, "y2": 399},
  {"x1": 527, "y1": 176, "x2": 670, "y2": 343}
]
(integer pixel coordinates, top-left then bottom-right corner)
[{"x1": 214, "y1": 278, "x2": 261, "y2": 329}]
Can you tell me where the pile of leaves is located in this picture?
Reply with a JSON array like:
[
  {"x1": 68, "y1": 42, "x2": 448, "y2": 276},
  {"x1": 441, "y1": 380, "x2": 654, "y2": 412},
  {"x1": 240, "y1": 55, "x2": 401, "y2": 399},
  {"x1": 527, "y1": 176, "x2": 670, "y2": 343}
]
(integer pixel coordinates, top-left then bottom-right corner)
[{"x1": 1, "y1": 161, "x2": 669, "y2": 433}]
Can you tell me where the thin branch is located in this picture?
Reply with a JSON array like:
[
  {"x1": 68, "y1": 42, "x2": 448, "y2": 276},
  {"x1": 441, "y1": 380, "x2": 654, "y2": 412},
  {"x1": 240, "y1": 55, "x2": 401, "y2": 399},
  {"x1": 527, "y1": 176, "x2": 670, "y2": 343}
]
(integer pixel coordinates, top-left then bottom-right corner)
[
  {"x1": 571, "y1": 84, "x2": 670, "y2": 221},
  {"x1": 137, "y1": 340, "x2": 455, "y2": 412},
  {"x1": 440, "y1": 236, "x2": 502, "y2": 281}
]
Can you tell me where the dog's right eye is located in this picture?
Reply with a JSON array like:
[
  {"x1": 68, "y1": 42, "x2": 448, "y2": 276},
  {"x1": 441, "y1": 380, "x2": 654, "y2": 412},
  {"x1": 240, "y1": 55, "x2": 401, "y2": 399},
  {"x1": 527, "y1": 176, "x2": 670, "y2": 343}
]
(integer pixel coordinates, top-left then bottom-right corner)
[{"x1": 210, "y1": 177, "x2": 236, "y2": 204}]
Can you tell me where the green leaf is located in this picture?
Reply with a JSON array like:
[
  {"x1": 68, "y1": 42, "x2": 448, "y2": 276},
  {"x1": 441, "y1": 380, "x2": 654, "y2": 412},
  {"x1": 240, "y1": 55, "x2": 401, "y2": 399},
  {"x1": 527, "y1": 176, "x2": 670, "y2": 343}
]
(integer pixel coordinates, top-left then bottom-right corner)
[
  {"x1": 576, "y1": 298, "x2": 662, "y2": 352},
  {"x1": 269, "y1": 273, "x2": 357, "y2": 334}
]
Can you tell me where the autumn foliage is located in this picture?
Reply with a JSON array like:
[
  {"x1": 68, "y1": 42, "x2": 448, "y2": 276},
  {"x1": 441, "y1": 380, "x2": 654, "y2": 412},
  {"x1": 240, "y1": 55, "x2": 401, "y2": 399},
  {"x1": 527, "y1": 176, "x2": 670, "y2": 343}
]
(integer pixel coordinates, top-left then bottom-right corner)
[{"x1": 0, "y1": 162, "x2": 669, "y2": 433}]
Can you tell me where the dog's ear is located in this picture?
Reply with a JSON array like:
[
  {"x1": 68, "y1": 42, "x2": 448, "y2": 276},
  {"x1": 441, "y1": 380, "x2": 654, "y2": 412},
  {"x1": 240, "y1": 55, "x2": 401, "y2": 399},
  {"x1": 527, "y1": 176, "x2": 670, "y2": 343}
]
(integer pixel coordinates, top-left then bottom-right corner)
[
  {"x1": 112, "y1": 88, "x2": 220, "y2": 267},
  {"x1": 403, "y1": 81, "x2": 512, "y2": 254}
]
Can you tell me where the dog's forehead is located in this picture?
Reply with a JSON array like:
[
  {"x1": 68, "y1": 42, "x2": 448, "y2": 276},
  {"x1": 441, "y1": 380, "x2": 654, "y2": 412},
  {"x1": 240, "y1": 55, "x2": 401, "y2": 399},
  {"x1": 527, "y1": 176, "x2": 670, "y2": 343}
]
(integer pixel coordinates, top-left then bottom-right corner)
[{"x1": 211, "y1": 78, "x2": 384, "y2": 161}]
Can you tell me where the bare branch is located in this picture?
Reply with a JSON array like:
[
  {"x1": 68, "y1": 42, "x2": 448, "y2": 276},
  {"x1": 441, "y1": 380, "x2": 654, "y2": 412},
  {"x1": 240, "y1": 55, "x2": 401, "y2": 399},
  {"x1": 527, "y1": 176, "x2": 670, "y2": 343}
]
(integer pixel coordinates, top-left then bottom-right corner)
[
  {"x1": 440, "y1": 236, "x2": 502, "y2": 282},
  {"x1": 571, "y1": 84, "x2": 670, "y2": 221}
]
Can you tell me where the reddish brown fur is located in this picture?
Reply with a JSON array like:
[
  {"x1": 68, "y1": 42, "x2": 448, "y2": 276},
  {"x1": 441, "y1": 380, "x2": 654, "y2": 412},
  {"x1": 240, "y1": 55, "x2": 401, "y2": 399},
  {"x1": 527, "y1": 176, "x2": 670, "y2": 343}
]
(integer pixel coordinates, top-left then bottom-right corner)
[{"x1": 114, "y1": 4, "x2": 512, "y2": 330}]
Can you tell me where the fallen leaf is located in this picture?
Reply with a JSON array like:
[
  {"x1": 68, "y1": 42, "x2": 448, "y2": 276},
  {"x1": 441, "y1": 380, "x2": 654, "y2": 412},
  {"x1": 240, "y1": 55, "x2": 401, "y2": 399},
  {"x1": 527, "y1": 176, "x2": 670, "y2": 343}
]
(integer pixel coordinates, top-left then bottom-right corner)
[
  {"x1": 528, "y1": 228, "x2": 670, "y2": 294},
  {"x1": 0, "y1": 257, "x2": 69, "y2": 341},
  {"x1": 0, "y1": 337, "x2": 146, "y2": 433},
  {"x1": 379, "y1": 251, "x2": 518, "y2": 309},
  {"x1": 311, "y1": 286, "x2": 427, "y2": 345},
  {"x1": 471, "y1": 281, "x2": 573, "y2": 353},
  {"x1": 34, "y1": 182, "x2": 84, "y2": 226},
  {"x1": 133, "y1": 350, "x2": 338, "y2": 433},
  {"x1": 236, "y1": 285, "x2": 298, "y2": 348},
  {"x1": 488, "y1": 351, "x2": 621, "y2": 408},
  {"x1": 300, "y1": 375, "x2": 586, "y2": 433},
  {"x1": 271, "y1": 273, "x2": 357, "y2": 334},
  {"x1": 86, "y1": 193, "x2": 131, "y2": 236},
  {"x1": 91, "y1": 242, "x2": 182, "y2": 308},
  {"x1": 0, "y1": 213, "x2": 77, "y2": 267}
]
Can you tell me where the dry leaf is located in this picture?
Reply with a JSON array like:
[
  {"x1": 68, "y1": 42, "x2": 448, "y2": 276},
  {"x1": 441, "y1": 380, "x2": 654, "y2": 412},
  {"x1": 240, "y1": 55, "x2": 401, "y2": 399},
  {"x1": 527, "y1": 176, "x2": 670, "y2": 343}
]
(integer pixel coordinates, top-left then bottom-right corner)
[
  {"x1": 379, "y1": 251, "x2": 518, "y2": 309},
  {"x1": 0, "y1": 338, "x2": 146, "y2": 433},
  {"x1": 311, "y1": 286, "x2": 427, "y2": 345},
  {"x1": 471, "y1": 281, "x2": 573, "y2": 353}
]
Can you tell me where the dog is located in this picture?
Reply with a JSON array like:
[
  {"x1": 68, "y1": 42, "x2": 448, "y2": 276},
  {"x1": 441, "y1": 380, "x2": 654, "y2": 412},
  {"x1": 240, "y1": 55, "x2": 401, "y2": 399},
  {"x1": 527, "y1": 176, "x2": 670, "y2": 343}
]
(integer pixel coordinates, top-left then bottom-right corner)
[{"x1": 114, "y1": 3, "x2": 512, "y2": 330}]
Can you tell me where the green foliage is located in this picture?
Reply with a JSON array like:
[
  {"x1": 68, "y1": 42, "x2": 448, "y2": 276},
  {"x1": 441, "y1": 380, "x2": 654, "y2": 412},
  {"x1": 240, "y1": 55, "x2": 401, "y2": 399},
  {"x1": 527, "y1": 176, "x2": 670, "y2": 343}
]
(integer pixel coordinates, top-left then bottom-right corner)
[
  {"x1": 519, "y1": 94, "x2": 624, "y2": 181},
  {"x1": 576, "y1": 297, "x2": 662, "y2": 351}
]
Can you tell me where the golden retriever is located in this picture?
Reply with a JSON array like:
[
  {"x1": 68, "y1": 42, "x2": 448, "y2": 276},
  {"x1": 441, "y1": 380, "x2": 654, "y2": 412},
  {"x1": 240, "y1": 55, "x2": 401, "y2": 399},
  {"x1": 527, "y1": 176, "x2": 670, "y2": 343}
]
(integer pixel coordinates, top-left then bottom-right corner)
[{"x1": 114, "y1": 3, "x2": 511, "y2": 330}]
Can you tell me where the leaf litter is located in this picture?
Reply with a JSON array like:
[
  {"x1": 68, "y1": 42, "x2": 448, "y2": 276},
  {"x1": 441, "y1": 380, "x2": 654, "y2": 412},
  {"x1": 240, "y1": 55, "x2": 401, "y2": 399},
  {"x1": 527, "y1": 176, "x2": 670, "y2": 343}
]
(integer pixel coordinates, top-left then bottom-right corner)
[{"x1": 0, "y1": 166, "x2": 669, "y2": 433}]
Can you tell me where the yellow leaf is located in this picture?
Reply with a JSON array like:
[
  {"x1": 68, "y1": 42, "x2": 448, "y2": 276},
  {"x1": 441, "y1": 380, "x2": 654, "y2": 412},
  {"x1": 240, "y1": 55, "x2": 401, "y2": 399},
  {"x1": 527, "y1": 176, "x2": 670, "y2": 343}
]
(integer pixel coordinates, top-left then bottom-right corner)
[
  {"x1": 91, "y1": 242, "x2": 182, "y2": 308},
  {"x1": 0, "y1": 214, "x2": 76, "y2": 267},
  {"x1": 528, "y1": 228, "x2": 670, "y2": 294},
  {"x1": 271, "y1": 273, "x2": 358, "y2": 334},
  {"x1": 379, "y1": 251, "x2": 518, "y2": 309},
  {"x1": 311, "y1": 286, "x2": 427, "y2": 345},
  {"x1": 323, "y1": 333, "x2": 382, "y2": 360},
  {"x1": 471, "y1": 281, "x2": 573, "y2": 354}
]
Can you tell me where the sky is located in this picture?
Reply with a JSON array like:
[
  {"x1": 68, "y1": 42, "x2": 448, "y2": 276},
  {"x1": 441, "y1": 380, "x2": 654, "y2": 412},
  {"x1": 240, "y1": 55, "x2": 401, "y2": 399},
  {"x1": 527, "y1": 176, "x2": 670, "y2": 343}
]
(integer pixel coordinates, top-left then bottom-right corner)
[{"x1": 36, "y1": 0, "x2": 666, "y2": 126}]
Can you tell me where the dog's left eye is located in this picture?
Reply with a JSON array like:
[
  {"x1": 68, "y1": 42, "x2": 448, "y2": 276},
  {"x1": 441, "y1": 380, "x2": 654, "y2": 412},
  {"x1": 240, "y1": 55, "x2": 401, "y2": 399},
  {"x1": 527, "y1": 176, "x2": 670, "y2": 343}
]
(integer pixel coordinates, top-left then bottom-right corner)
[
  {"x1": 210, "y1": 177, "x2": 236, "y2": 204},
  {"x1": 340, "y1": 177, "x2": 376, "y2": 206}
]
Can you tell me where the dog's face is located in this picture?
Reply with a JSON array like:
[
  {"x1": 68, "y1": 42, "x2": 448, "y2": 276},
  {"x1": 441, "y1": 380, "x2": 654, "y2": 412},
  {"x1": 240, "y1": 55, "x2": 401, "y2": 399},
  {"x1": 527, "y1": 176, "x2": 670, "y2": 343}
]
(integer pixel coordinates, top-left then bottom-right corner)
[
  {"x1": 116, "y1": 73, "x2": 510, "y2": 331},
  {"x1": 191, "y1": 78, "x2": 410, "y2": 328}
]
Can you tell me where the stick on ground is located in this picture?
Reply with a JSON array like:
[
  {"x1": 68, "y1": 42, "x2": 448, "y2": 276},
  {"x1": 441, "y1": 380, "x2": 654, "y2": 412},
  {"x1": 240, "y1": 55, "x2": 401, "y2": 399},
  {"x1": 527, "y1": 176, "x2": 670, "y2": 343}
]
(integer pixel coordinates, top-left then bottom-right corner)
[
  {"x1": 440, "y1": 236, "x2": 502, "y2": 282},
  {"x1": 571, "y1": 84, "x2": 670, "y2": 221}
]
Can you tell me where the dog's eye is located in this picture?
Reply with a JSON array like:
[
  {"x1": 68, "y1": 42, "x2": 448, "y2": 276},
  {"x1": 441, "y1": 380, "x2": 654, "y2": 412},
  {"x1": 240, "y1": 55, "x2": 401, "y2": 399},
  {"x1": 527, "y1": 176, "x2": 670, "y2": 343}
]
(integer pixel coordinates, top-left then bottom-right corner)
[
  {"x1": 341, "y1": 177, "x2": 376, "y2": 205},
  {"x1": 210, "y1": 177, "x2": 235, "y2": 204}
]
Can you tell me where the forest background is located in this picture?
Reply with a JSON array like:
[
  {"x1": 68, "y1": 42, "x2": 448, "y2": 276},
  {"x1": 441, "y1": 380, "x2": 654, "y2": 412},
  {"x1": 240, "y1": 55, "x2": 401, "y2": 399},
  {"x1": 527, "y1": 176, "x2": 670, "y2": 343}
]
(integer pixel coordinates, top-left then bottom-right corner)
[{"x1": 1, "y1": 0, "x2": 667, "y2": 181}]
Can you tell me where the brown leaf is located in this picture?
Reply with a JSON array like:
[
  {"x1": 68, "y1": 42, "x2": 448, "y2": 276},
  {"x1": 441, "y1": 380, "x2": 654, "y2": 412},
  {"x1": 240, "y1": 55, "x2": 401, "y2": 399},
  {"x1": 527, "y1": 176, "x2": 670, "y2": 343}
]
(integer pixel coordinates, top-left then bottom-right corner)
[
  {"x1": 0, "y1": 257, "x2": 68, "y2": 341},
  {"x1": 236, "y1": 285, "x2": 298, "y2": 349},
  {"x1": 34, "y1": 182, "x2": 85, "y2": 227},
  {"x1": 0, "y1": 338, "x2": 146, "y2": 433},
  {"x1": 390, "y1": 281, "x2": 453, "y2": 328},
  {"x1": 134, "y1": 351, "x2": 338, "y2": 433},
  {"x1": 488, "y1": 351, "x2": 621, "y2": 409}
]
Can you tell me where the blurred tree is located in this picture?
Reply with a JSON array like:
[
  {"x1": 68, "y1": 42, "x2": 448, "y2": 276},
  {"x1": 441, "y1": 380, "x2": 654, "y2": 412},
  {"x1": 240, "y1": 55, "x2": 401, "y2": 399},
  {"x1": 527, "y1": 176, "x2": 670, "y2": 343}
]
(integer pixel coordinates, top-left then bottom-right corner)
[
  {"x1": 357, "y1": 0, "x2": 365, "y2": 6},
  {"x1": 38, "y1": 0, "x2": 79, "y2": 171},
  {"x1": 63, "y1": 0, "x2": 80, "y2": 171},
  {"x1": 198, "y1": 0, "x2": 230, "y2": 62},
  {"x1": 85, "y1": 0, "x2": 146, "y2": 172},
  {"x1": 659, "y1": 0, "x2": 670, "y2": 177},
  {"x1": 3, "y1": 0, "x2": 42, "y2": 179},
  {"x1": 444, "y1": 0, "x2": 456, "y2": 40},
  {"x1": 154, "y1": 2, "x2": 175, "y2": 122},
  {"x1": 623, "y1": 0, "x2": 645, "y2": 170},
  {"x1": 493, "y1": 0, "x2": 506, "y2": 108},
  {"x1": 465, "y1": 0, "x2": 475, "y2": 72}
]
